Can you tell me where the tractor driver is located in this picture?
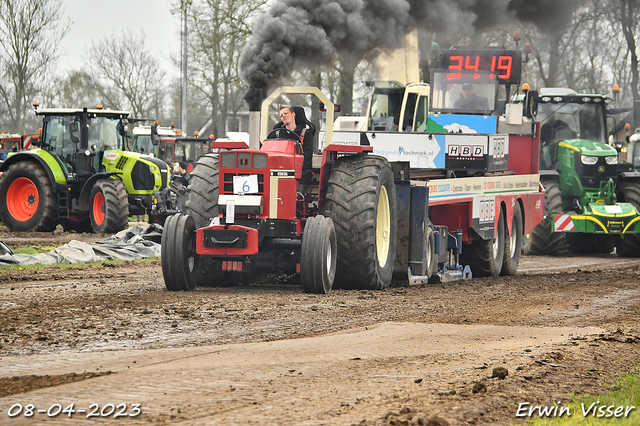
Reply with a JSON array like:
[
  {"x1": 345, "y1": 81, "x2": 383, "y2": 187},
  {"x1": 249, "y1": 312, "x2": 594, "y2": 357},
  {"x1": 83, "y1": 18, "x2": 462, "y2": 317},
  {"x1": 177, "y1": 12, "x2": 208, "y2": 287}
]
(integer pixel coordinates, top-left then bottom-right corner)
[
  {"x1": 454, "y1": 83, "x2": 489, "y2": 110},
  {"x1": 274, "y1": 106, "x2": 313, "y2": 195},
  {"x1": 539, "y1": 114, "x2": 572, "y2": 169}
]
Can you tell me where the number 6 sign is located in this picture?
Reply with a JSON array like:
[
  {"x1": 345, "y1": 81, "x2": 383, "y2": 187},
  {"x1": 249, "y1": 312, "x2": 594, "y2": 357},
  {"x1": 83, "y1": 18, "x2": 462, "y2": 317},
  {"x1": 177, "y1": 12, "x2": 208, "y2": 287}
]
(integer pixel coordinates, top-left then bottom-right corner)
[{"x1": 233, "y1": 174, "x2": 259, "y2": 194}]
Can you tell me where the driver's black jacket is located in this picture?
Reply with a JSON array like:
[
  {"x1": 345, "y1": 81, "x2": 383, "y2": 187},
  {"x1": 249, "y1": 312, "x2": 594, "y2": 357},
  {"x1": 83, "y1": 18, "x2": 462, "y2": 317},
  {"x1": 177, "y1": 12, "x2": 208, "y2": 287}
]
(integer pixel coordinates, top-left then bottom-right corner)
[
  {"x1": 274, "y1": 124, "x2": 312, "y2": 184},
  {"x1": 540, "y1": 119, "x2": 570, "y2": 146}
]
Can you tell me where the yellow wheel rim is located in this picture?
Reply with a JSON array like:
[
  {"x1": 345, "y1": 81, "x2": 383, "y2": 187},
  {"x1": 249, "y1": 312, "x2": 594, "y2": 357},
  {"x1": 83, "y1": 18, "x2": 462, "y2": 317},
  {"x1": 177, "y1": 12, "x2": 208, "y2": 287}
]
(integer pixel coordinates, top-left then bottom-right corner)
[{"x1": 376, "y1": 185, "x2": 391, "y2": 267}]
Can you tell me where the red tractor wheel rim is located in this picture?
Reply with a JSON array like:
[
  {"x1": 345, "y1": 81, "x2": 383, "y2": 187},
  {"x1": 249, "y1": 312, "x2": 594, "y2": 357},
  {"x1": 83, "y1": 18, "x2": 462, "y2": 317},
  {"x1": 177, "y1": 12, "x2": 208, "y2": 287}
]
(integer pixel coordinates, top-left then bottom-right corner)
[
  {"x1": 93, "y1": 192, "x2": 105, "y2": 225},
  {"x1": 6, "y1": 177, "x2": 39, "y2": 221}
]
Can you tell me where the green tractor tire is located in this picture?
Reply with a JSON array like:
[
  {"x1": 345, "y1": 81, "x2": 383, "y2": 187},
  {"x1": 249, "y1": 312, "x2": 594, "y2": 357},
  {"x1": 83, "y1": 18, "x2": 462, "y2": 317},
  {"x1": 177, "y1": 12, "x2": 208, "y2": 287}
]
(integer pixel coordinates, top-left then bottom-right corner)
[
  {"x1": 530, "y1": 180, "x2": 566, "y2": 255},
  {"x1": 617, "y1": 181, "x2": 640, "y2": 257},
  {"x1": 0, "y1": 162, "x2": 57, "y2": 232}
]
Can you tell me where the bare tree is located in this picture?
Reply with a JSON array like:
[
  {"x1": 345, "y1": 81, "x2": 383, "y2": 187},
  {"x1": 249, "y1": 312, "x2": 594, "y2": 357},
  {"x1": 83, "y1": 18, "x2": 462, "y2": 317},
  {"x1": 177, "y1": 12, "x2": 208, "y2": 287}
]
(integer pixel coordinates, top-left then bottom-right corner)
[
  {"x1": 42, "y1": 70, "x2": 104, "y2": 108},
  {"x1": 188, "y1": 0, "x2": 268, "y2": 137},
  {"x1": 88, "y1": 30, "x2": 166, "y2": 118},
  {"x1": 0, "y1": 0, "x2": 69, "y2": 133},
  {"x1": 606, "y1": 0, "x2": 640, "y2": 101}
]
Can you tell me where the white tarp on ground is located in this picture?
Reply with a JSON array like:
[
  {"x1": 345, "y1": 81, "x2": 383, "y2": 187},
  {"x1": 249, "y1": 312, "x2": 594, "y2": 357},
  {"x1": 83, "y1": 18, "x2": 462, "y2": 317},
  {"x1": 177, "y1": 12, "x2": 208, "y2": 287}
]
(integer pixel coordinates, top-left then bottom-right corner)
[{"x1": 0, "y1": 224, "x2": 163, "y2": 267}]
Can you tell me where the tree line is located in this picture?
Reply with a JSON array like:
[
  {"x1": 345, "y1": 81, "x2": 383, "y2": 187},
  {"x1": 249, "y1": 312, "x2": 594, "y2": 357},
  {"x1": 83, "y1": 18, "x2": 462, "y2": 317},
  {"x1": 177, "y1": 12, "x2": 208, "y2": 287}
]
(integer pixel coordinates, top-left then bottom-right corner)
[{"x1": 1, "y1": 0, "x2": 640, "y2": 135}]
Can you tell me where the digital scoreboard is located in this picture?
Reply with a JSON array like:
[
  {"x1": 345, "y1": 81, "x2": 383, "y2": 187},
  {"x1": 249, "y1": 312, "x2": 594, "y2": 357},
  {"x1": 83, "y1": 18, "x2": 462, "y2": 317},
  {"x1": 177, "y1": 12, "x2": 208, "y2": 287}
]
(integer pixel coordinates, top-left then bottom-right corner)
[{"x1": 440, "y1": 49, "x2": 522, "y2": 85}]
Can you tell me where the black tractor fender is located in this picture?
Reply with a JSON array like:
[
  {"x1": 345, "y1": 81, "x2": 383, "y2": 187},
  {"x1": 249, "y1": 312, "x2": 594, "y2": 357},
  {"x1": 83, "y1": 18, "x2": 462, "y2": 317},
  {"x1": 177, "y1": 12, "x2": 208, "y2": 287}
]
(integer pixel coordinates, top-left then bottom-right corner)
[
  {"x1": 0, "y1": 151, "x2": 59, "y2": 192},
  {"x1": 617, "y1": 171, "x2": 640, "y2": 181},
  {"x1": 77, "y1": 172, "x2": 122, "y2": 211},
  {"x1": 538, "y1": 169, "x2": 560, "y2": 186}
]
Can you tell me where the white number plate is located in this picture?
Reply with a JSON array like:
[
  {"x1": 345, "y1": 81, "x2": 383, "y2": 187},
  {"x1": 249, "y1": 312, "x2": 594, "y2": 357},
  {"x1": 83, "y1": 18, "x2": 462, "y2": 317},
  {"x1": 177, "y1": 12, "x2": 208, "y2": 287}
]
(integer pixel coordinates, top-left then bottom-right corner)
[{"x1": 233, "y1": 175, "x2": 259, "y2": 194}]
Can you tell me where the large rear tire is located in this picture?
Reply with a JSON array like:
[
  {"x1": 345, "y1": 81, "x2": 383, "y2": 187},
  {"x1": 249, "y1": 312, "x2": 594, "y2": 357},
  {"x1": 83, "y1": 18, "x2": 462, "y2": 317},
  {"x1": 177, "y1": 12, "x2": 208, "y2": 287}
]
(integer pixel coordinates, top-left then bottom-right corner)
[
  {"x1": 617, "y1": 181, "x2": 640, "y2": 257},
  {"x1": 183, "y1": 154, "x2": 219, "y2": 228},
  {"x1": 461, "y1": 207, "x2": 505, "y2": 277},
  {"x1": 323, "y1": 155, "x2": 397, "y2": 290},
  {"x1": 0, "y1": 162, "x2": 56, "y2": 231},
  {"x1": 89, "y1": 180, "x2": 129, "y2": 233},
  {"x1": 501, "y1": 205, "x2": 523, "y2": 276},
  {"x1": 161, "y1": 213, "x2": 200, "y2": 291},
  {"x1": 301, "y1": 215, "x2": 337, "y2": 294},
  {"x1": 529, "y1": 180, "x2": 565, "y2": 255}
]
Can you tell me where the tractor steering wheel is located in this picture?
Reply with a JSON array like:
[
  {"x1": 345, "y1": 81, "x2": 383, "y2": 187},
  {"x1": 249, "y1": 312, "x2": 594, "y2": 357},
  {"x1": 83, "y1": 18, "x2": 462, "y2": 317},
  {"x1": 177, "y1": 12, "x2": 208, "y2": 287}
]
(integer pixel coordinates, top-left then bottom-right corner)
[
  {"x1": 550, "y1": 125, "x2": 575, "y2": 144},
  {"x1": 266, "y1": 128, "x2": 303, "y2": 153}
]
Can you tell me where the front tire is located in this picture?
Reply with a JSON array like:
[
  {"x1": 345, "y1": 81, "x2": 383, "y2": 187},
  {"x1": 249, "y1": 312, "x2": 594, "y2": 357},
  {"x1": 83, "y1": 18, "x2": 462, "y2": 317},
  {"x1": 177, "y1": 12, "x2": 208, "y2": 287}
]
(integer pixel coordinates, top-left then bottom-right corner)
[
  {"x1": 89, "y1": 180, "x2": 129, "y2": 233},
  {"x1": 617, "y1": 181, "x2": 640, "y2": 257},
  {"x1": 0, "y1": 162, "x2": 56, "y2": 231},
  {"x1": 301, "y1": 215, "x2": 337, "y2": 294},
  {"x1": 173, "y1": 154, "x2": 226, "y2": 286},
  {"x1": 161, "y1": 214, "x2": 200, "y2": 291},
  {"x1": 323, "y1": 155, "x2": 397, "y2": 290}
]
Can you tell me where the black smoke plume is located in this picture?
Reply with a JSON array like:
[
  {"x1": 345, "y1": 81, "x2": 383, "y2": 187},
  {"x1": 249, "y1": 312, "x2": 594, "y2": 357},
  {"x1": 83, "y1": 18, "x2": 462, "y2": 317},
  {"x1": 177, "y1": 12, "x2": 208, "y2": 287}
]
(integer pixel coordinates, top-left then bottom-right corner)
[{"x1": 240, "y1": 0, "x2": 583, "y2": 109}]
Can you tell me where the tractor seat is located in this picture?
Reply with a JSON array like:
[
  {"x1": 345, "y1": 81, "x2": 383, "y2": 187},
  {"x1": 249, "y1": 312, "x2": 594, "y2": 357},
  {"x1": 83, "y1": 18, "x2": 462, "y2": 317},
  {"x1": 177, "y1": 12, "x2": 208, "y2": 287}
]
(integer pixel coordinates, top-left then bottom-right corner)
[{"x1": 271, "y1": 106, "x2": 316, "y2": 142}]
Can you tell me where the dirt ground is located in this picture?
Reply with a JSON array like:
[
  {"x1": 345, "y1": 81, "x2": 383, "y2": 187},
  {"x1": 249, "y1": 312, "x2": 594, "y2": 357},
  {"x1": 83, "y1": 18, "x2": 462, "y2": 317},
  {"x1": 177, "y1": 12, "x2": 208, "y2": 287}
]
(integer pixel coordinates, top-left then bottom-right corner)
[{"x1": 0, "y1": 228, "x2": 639, "y2": 425}]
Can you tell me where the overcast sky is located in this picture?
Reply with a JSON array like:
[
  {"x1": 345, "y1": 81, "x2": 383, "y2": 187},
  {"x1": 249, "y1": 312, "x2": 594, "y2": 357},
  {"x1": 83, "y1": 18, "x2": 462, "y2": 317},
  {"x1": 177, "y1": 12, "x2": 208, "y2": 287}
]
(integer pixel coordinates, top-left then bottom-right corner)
[{"x1": 58, "y1": 0, "x2": 179, "y2": 76}]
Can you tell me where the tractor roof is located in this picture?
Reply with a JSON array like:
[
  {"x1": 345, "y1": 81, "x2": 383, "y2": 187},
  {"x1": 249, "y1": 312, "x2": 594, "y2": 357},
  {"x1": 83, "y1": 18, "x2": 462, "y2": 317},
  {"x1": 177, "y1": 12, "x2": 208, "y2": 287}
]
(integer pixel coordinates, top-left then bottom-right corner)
[
  {"x1": 539, "y1": 87, "x2": 610, "y2": 101},
  {"x1": 35, "y1": 107, "x2": 130, "y2": 117},
  {"x1": 132, "y1": 126, "x2": 176, "y2": 136}
]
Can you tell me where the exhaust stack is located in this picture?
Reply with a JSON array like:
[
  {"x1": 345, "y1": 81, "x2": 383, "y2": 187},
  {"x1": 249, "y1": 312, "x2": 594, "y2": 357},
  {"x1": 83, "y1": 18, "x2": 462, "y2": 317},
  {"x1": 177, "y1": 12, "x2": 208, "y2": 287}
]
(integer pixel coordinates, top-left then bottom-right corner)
[{"x1": 249, "y1": 110, "x2": 261, "y2": 150}]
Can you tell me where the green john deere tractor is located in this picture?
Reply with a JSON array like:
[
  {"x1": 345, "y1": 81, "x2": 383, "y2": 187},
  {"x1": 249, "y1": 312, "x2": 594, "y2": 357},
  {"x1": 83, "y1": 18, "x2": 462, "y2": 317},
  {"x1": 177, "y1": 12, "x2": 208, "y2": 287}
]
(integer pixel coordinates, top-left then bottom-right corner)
[
  {"x1": 529, "y1": 88, "x2": 640, "y2": 256},
  {"x1": 0, "y1": 106, "x2": 170, "y2": 233}
]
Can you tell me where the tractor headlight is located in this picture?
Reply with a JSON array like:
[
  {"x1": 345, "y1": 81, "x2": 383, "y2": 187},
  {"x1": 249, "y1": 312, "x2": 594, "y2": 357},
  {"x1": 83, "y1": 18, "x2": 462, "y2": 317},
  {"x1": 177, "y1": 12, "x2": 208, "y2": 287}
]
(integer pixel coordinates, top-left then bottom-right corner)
[
  {"x1": 580, "y1": 155, "x2": 598, "y2": 165},
  {"x1": 605, "y1": 156, "x2": 618, "y2": 165}
]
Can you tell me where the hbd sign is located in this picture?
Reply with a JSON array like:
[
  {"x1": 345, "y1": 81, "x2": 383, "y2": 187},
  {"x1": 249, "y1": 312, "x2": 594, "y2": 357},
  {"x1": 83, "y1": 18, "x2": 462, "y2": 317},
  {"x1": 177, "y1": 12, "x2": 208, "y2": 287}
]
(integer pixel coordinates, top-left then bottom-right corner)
[{"x1": 447, "y1": 144, "x2": 484, "y2": 157}]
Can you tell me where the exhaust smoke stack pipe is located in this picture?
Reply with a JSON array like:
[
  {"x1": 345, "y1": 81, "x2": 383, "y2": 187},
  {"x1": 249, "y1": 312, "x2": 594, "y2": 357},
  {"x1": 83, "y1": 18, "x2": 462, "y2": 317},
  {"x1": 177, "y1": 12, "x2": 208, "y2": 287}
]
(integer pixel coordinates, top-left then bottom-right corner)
[{"x1": 249, "y1": 110, "x2": 261, "y2": 150}]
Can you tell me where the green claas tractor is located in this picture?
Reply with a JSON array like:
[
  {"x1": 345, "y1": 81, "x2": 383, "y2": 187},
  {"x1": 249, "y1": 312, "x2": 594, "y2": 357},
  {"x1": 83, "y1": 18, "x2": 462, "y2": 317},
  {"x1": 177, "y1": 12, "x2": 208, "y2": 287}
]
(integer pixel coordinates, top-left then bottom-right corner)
[
  {"x1": 0, "y1": 105, "x2": 170, "y2": 233},
  {"x1": 530, "y1": 88, "x2": 640, "y2": 256}
]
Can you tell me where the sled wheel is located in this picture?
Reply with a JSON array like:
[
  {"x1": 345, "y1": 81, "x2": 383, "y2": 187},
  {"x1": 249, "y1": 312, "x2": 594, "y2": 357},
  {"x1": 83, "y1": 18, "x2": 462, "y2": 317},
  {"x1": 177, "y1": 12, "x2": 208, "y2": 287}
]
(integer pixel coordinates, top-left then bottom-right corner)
[
  {"x1": 425, "y1": 226, "x2": 437, "y2": 278},
  {"x1": 461, "y1": 207, "x2": 505, "y2": 277},
  {"x1": 501, "y1": 205, "x2": 523, "y2": 276}
]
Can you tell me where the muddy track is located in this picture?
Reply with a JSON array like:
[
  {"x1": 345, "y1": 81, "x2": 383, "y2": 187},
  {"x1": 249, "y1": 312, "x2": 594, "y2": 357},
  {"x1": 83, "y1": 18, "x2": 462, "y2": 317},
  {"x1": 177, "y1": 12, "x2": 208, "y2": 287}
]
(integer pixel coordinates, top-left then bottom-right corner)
[{"x1": 0, "y1": 228, "x2": 639, "y2": 425}]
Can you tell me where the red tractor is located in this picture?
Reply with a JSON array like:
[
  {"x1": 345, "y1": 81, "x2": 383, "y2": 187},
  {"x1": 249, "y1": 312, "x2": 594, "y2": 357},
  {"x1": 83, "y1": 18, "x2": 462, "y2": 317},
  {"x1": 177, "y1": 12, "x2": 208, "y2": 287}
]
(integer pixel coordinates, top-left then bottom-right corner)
[
  {"x1": 161, "y1": 84, "x2": 545, "y2": 293},
  {"x1": 161, "y1": 88, "x2": 398, "y2": 293}
]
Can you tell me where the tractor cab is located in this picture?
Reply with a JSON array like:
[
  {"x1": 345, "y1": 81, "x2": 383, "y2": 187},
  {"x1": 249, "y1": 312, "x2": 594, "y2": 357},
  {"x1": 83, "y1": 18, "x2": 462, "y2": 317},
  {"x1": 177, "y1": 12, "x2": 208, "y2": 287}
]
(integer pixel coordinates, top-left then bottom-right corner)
[
  {"x1": 131, "y1": 124, "x2": 177, "y2": 156},
  {"x1": 158, "y1": 137, "x2": 212, "y2": 172},
  {"x1": 361, "y1": 81, "x2": 431, "y2": 133},
  {"x1": 38, "y1": 107, "x2": 129, "y2": 181},
  {"x1": 535, "y1": 89, "x2": 609, "y2": 171}
]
